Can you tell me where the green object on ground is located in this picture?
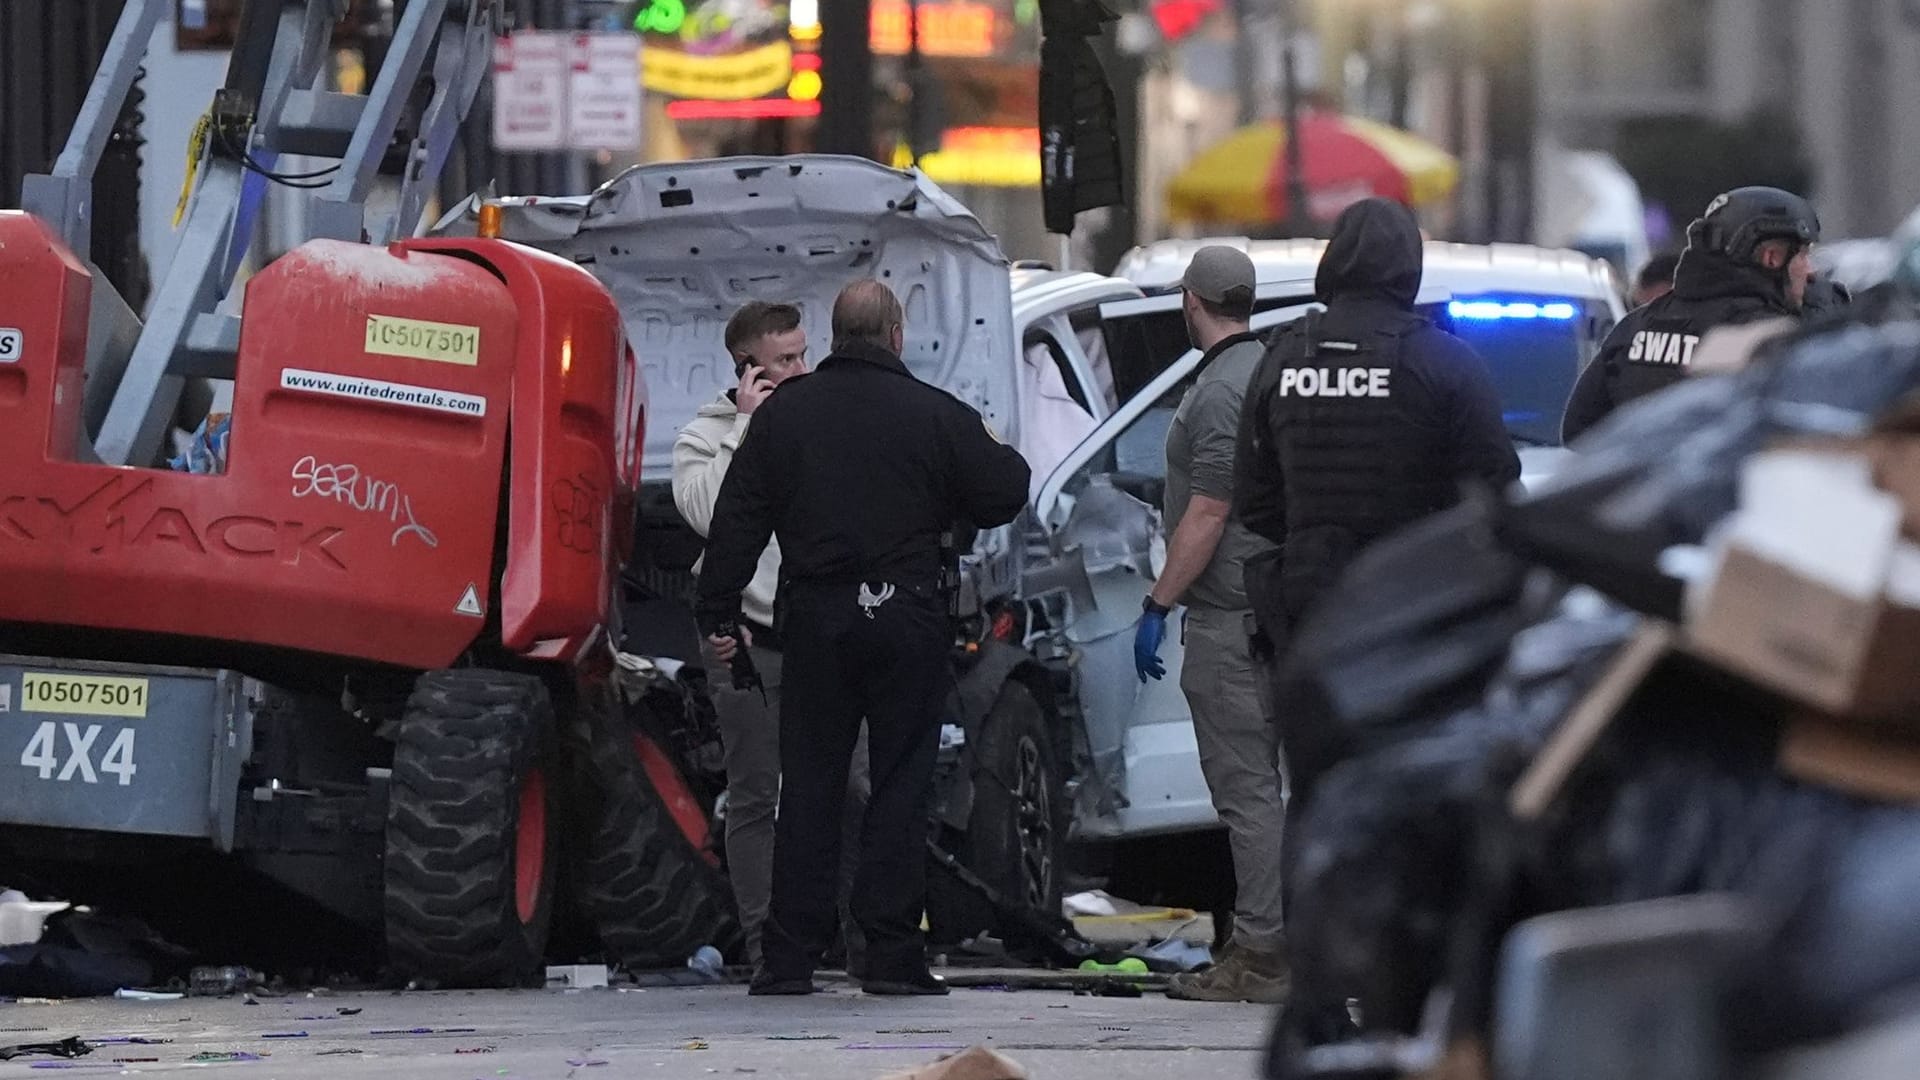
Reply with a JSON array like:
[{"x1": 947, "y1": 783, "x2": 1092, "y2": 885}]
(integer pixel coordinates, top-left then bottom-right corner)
[{"x1": 1077, "y1": 957, "x2": 1149, "y2": 975}]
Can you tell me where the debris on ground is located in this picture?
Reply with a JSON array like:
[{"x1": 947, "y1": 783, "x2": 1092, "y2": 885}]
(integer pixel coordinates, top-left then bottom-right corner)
[
  {"x1": 1061, "y1": 892, "x2": 1195, "y2": 923},
  {"x1": 186, "y1": 1051, "x2": 266, "y2": 1063},
  {"x1": 545, "y1": 965, "x2": 610, "y2": 990},
  {"x1": 0, "y1": 892, "x2": 72, "y2": 948},
  {"x1": 0, "y1": 1038, "x2": 90, "y2": 1062},
  {"x1": 111, "y1": 989, "x2": 182, "y2": 1001},
  {"x1": 189, "y1": 966, "x2": 260, "y2": 997},
  {"x1": 877, "y1": 1044, "x2": 1028, "y2": 1080}
]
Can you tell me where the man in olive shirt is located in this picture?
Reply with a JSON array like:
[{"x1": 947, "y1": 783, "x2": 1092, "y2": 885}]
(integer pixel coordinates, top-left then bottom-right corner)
[{"x1": 1134, "y1": 247, "x2": 1287, "y2": 1003}]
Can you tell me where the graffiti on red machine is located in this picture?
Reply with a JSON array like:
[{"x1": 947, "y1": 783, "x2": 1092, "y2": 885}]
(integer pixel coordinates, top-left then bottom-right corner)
[
  {"x1": 551, "y1": 472, "x2": 601, "y2": 555},
  {"x1": 289, "y1": 455, "x2": 438, "y2": 549},
  {"x1": 0, "y1": 474, "x2": 347, "y2": 569}
]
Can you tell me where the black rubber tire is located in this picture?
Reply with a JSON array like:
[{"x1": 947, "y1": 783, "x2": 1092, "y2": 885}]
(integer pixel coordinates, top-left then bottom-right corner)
[
  {"x1": 574, "y1": 693, "x2": 743, "y2": 970},
  {"x1": 384, "y1": 669, "x2": 558, "y2": 988},
  {"x1": 930, "y1": 680, "x2": 1068, "y2": 945}
]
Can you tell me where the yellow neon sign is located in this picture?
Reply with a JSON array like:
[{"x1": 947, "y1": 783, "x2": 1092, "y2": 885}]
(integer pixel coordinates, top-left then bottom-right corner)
[
  {"x1": 893, "y1": 127, "x2": 1041, "y2": 188},
  {"x1": 642, "y1": 39, "x2": 794, "y2": 100}
]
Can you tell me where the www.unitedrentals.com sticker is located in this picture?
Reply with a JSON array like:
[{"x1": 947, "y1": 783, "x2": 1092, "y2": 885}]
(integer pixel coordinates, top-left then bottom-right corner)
[{"x1": 280, "y1": 368, "x2": 487, "y2": 417}]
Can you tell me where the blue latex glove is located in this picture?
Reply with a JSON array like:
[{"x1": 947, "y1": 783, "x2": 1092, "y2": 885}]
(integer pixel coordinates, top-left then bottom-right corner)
[{"x1": 1134, "y1": 609, "x2": 1167, "y2": 682}]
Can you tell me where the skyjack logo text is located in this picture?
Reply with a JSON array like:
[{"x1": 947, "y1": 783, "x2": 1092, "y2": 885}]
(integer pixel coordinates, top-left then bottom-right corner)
[{"x1": 279, "y1": 368, "x2": 487, "y2": 418}]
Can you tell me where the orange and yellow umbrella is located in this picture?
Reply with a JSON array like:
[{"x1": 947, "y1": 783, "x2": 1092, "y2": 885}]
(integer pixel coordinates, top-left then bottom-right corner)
[{"x1": 1167, "y1": 112, "x2": 1459, "y2": 226}]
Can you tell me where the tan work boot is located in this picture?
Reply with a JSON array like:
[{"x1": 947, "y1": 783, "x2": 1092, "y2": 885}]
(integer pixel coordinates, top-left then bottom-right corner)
[{"x1": 1166, "y1": 941, "x2": 1289, "y2": 1004}]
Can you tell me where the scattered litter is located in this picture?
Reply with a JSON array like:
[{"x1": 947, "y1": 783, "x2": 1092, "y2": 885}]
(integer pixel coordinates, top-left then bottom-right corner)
[
  {"x1": 566, "y1": 1058, "x2": 609, "y2": 1067},
  {"x1": 188, "y1": 966, "x2": 256, "y2": 998},
  {"x1": 681, "y1": 1040, "x2": 710, "y2": 1050},
  {"x1": 1097, "y1": 1026, "x2": 1132, "y2": 1032},
  {"x1": 337, "y1": 1007, "x2": 364, "y2": 1016},
  {"x1": 261, "y1": 1031, "x2": 308, "y2": 1039},
  {"x1": 317, "y1": 1048, "x2": 364, "y2": 1056},
  {"x1": 112, "y1": 989, "x2": 182, "y2": 1001},
  {"x1": 1062, "y1": 891, "x2": 1197, "y2": 923},
  {"x1": 877, "y1": 1044, "x2": 1030, "y2": 1080},
  {"x1": 0, "y1": 892, "x2": 72, "y2": 948},
  {"x1": 371, "y1": 1027, "x2": 477, "y2": 1035},
  {"x1": 242, "y1": 993, "x2": 259, "y2": 1006},
  {"x1": 1076, "y1": 958, "x2": 1149, "y2": 975},
  {"x1": 876, "y1": 1028, "x2": 953, "y2": 1035},
  {"x1": 453, "y1": 1046, "x2": 496, "y2": 1055},
  {"x1": 0, "y1": 1037, "x2": 91, "y2": 1062},
  {"x1": 685, "y1": 946, "x2": 725, "y2": 981},
  {"x1": 545, "y1": 964, "x2": 610, "y2": 990},
  {"x1": 1046, "y1": 1005, "x2": 1069, "y2": 1010},
  {"x1": 112, "y1": 1058, "x2": 159, "y2": 1063},
  {"x1": 765, "y1": 1034, "x2": 838, "y2": 1041},
  {"x1": 186, "y1": 1051, "x2": 265, "y2": 1063},
  {"x1": 1127, "y1": 937, "x2": 1212, "y2": 973}
]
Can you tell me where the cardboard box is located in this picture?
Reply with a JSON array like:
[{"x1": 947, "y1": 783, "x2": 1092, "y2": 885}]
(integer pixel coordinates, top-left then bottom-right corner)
[
  {"x1": 1690, "y1": 545, "x2": 1920, "y2": 721},
  {"x1": 1779, "y1": 718, "x2": 1920, "y2": 804},
  {"x1": 1687, "y1": 447, "x2": 1920, "y2": 723}
]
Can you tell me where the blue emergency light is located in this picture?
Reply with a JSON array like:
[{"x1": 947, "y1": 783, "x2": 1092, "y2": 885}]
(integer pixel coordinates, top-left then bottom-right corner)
[{"x1": 1448, "y1": 299, "x2": 1579, "y2": 321}]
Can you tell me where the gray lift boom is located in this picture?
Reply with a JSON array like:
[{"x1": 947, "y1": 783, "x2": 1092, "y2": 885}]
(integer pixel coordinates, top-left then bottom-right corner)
[{"x1": 18, "y1": 0, "x2": 500, "y2": 468}]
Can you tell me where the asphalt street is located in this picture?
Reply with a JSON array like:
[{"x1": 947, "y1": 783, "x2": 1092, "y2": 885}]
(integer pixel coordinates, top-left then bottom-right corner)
[{"x1": 0, "y1": 979, "x2": 1273, "y2": 1079}]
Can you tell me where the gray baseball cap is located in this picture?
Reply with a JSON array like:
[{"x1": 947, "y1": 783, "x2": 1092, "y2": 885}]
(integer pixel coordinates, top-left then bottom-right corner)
[{"x1": 1181, "y1": 245, "x2": 1257, "y2": 305}]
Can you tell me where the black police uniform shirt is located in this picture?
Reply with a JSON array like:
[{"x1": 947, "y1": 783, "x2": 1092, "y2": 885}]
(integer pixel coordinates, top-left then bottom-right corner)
[
  {"x1": 1561, "y1": 246, "x2": 1797, "y2": 442},
  {"x1": 1234, "y1": 198, "x2": 1520, "y2": 616},
  {"x1": 694, "y1": 340, "x2": 1031, "y2": 631}
]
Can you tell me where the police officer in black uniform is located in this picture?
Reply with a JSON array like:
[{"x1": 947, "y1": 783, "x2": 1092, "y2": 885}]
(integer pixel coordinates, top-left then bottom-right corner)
[
  {"x1": 696, "y1": 280, "x2": 1030, "y2": 998},
  {"x1": 1562, "y1": 186, "x2": 1821, "y2": 441},
  {"x1": 1234, "y1": 198, "x2": 1519, "y2": 819}
]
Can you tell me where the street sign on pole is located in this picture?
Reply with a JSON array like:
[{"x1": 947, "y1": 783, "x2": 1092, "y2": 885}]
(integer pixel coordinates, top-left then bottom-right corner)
[
  {"x1": 569, "y1": 32, "x2": 644, "y2": 151},
  {"x1": 492, "y1": 31, "x2": 569, "y2": 152}
]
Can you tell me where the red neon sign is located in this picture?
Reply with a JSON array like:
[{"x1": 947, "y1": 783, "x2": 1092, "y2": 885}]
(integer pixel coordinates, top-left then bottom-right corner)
[{"x1": 870, "y1": 1, "x2": 996, "y2": 58}]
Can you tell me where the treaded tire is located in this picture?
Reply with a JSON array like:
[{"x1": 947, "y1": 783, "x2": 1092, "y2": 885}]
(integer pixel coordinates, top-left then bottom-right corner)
[
  {"x1": 574, "y1": 692, "x2": 744, "y2": 970},
  {"x1": 385, "y1": 669, "x2": 558, "y2": 988},
  {"x1": 929, "y1": 680, "x2": 1067, "y2": 945}
]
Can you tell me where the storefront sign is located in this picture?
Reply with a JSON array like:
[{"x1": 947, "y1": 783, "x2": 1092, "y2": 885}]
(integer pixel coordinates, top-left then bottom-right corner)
[
  {"x1": 871, "y1": 0, "x2": 998, "y2": 57},
  {"x1": 893, "y1": 127, "x2": 1041, "y2": 187},
  {"x1": 642, "y1": 39, "x2": 794, "y2": 101}
]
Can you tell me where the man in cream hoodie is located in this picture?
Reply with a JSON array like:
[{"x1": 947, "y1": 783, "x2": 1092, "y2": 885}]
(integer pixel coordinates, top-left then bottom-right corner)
[{"x1": 675, "y1": 301, "x2": 868, "y2": 969}]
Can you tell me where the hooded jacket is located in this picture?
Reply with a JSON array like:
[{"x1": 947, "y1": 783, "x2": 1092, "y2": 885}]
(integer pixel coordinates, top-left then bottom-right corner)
[
  {"x1": 1562, "y1": 243, "x2": 1799, "y2": 442},
  {"x1": 1234, "y1": 198, "x2": 1520, "y2": 625},
  {"x1": 674, "y1": 392, "x2": 782, "y2": 633}
]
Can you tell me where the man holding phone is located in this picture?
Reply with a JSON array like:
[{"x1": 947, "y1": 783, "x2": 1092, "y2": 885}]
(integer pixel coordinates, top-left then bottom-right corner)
[{"x1": 673, "y1": 301, "x2": 867, "y2": 971}]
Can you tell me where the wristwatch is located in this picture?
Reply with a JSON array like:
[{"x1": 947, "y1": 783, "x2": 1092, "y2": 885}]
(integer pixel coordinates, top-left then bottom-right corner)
[{"x1": 1142, "y1": 594, "x2": 1172, "y2": 618}]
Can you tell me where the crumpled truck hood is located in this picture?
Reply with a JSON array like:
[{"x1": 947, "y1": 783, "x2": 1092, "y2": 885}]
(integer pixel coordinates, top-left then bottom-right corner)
[{"x1": 434, "y1": 155, "x2": 1017, "y2": 484}]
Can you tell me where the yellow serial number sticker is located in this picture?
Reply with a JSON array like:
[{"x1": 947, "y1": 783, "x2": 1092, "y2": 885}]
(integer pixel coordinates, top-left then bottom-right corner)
[
  {"x1": 22, "y1": 673, "x2": 150, "y2": 718},
  {"x1": 364, "y1": 314, "x2": 481, "y2": 367}
]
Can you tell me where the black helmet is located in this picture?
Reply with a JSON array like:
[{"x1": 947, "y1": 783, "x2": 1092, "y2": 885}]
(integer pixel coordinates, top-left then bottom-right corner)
[{"x1": 1689, "y1": 186, "x2": 1821, "y2": 265}]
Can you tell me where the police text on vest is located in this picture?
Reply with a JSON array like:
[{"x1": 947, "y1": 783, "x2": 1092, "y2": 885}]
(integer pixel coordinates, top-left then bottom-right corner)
[
  {"x1": 1277, "y1": 367, "x2": 1392, "y2": 398},
  {"x1": 1628, "y1": 331, "x2": 1700, "y2": 366}
]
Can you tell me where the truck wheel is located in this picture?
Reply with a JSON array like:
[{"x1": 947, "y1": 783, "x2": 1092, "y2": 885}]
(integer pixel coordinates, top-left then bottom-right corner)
[
  {"x1": 384, "y1": 670, "x2": 558, "y2": 988},
  {"x1": 933, "y1": 681, "x2": 1067, "y2": 944},
  {"x1": 575, "y1": 696, "x2": 743, "y2": 969}
]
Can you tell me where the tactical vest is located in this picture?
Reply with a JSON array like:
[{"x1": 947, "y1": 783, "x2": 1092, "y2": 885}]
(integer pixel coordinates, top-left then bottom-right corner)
[{"x1": 1607, "y1": 292, "x2": 1777, "y2": 409}]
